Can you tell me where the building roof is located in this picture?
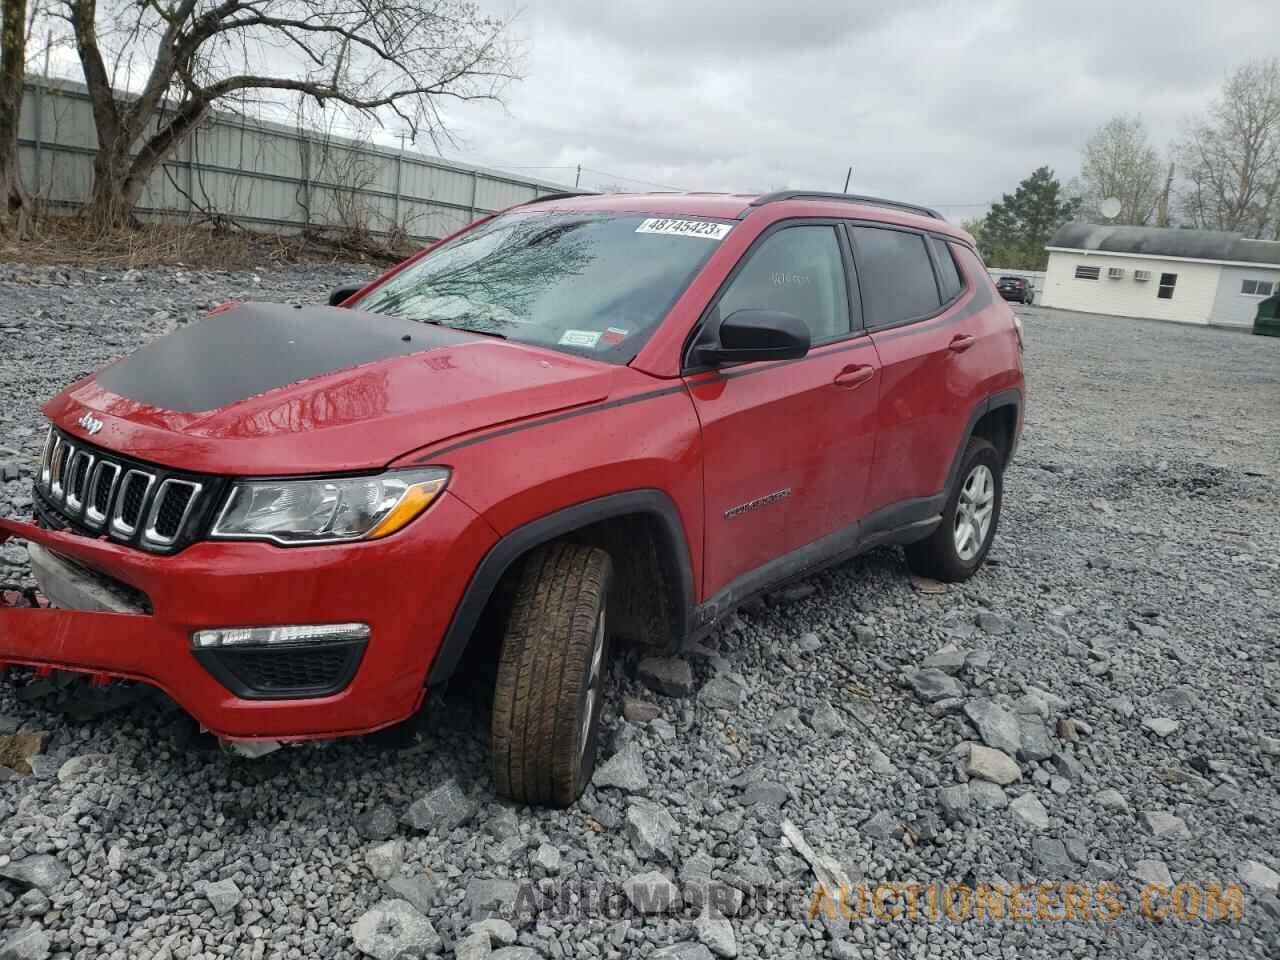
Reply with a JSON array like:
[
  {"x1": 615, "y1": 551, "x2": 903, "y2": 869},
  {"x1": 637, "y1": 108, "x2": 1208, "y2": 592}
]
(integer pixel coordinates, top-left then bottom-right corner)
[{"x1": 1048, "y1": 223, "x2": 1280, "y2": 267}]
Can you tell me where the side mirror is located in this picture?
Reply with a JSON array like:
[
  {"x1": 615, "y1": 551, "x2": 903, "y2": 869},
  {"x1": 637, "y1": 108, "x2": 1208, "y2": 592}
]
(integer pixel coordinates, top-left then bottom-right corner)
[
  {"x1": 329, "y1": 283, "x2": 364, "y2": 307},
  {"x1": 695, "y1": 309, "x2": 811, "y2": 365}
]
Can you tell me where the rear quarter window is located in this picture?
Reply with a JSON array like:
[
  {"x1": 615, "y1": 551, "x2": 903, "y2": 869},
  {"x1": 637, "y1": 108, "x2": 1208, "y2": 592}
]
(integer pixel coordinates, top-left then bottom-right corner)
[
  {"x1": 930, "y1": 237, "x2": 964, "y2": 301},
  {"x1": 848, "y1": 225, "x2": 941, "y2": 326}
]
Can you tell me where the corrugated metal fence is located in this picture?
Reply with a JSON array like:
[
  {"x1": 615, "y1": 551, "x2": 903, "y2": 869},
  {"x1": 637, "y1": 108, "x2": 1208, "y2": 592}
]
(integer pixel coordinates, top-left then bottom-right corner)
[{"x1": 15, "y1": 76, "x2": 572, "y2": 241}]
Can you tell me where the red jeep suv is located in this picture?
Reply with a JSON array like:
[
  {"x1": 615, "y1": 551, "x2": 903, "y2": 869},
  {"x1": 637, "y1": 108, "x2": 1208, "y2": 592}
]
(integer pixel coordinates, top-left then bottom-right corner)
[{"x1": 1, "y1": 191, "x2": 1023, "y2": 806}]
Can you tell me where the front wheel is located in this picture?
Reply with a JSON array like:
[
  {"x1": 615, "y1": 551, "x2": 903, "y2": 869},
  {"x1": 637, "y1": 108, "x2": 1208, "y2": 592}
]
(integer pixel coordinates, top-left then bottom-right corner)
[
  {"x1": 491, "y1": 542, "x2": 613, "y2": 807},
  {"x1": 905, "y1": 438, "x2": 1003, "y2": 582}
]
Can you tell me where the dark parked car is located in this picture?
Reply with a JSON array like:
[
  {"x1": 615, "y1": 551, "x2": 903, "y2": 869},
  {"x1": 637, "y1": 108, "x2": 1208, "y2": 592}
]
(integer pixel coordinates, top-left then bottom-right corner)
[{"x1": 996, "y1": 276, "x2": 1033, "y2": 304}]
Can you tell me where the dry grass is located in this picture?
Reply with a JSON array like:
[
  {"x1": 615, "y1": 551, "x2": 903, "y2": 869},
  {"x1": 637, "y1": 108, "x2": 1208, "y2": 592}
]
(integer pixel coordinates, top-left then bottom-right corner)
[{"x1": 1, "y1": 216, "x2": 416, "y2": 270}]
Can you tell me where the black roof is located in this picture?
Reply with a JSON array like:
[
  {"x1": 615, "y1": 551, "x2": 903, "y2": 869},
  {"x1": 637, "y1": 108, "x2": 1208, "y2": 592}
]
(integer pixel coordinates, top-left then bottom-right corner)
[{"x1": 1049, "y1": 223, "x2": 1280, "y2": 267}]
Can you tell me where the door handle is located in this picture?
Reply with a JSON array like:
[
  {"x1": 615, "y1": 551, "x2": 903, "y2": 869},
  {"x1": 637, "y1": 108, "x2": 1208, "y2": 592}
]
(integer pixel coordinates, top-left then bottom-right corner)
[
  {"x1": 833, "y1": 364, "x2": 875, "y2": 389},
  {"x1": 949, "y1": 333, "x2": 977, "y2": 353}
]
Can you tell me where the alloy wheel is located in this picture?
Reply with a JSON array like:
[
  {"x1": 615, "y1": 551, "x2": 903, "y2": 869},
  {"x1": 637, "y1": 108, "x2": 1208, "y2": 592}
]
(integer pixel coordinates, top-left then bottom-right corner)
[{"x1": 953, "y1": 463, "x2": 995, "y2": 561}]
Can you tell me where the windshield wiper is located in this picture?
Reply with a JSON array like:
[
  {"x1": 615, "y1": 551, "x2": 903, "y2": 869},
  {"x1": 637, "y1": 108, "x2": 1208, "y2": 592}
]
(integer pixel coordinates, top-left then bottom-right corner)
[{"x1": 411, "y1": 315, "x2": 508, "y2": 340}]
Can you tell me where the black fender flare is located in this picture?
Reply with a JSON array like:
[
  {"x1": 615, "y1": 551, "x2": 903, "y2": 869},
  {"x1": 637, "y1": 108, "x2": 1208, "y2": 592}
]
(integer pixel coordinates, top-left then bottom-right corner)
[
  {"x1": 943, "y1": 388, "x2": 1023, "y2": 496},
  {"x1": 427, "y1": 489, "x2": 695, "y2": 687}
]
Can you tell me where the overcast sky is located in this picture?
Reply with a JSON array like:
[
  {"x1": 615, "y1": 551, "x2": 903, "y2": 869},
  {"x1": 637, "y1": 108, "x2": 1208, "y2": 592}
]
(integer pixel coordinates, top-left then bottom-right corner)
[{"x1": 432, "y1": 0, "x2": 1279, "y2": 220}]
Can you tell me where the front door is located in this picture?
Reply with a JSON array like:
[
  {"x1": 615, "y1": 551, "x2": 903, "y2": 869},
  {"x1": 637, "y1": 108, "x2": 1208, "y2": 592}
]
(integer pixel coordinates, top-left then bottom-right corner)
[{"x1": 683, "y1": 223, "x2": 881, "y2": 600}]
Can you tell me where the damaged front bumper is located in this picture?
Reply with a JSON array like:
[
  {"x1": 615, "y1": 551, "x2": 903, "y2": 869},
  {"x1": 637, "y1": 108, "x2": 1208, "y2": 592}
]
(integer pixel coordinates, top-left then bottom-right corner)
[{"x1": 0, "y1": 492, "x2": 496, "y2": 740}]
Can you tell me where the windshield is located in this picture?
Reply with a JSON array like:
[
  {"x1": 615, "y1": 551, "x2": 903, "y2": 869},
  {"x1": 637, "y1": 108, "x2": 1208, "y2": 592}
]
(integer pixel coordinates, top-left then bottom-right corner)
[{"x1": 354, "y1": 211, "x2": 732, "y2": 363}]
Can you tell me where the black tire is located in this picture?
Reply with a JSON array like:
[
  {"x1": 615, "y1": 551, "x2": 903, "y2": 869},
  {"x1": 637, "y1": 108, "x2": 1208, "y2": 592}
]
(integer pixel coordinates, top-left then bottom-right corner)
[
  {"x1": 905, "y1": 438, "x2": 1003, "y2": 583},
  {"x1": 491, "y1": 542, "x2": 613, "y2": 807}
]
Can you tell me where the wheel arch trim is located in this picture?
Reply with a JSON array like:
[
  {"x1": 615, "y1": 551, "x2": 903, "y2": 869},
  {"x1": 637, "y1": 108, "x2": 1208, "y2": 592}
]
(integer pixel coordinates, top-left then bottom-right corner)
[
  {"x1": 944, "y1": 388, "x2": 1022, "y2": 496},
  {"x1": 427, "y1": 489, "x2": 695, "y2": 687}
]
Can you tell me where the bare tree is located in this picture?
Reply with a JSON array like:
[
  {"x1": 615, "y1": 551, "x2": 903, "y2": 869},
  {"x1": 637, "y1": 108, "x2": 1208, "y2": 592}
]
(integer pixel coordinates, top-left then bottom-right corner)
[
  {"x1": 308, "y1": 112, "x2": 382, "y2": 242},
  {"x1": 1155, "y1": 160, "x2": 1175, "y2": 227},
  {"x1": 0, "y1": 0, "x2": 28, "y2": 234},
  {"x1": 1077, "y1": 116, "x2": 1162, "y2": 225},
  {"x1": 1176, "y1": 58, "x2": 1280, "y2": 238},
  {"x1": 61, "y1": 0, "x2": 519, "y2": 229}
]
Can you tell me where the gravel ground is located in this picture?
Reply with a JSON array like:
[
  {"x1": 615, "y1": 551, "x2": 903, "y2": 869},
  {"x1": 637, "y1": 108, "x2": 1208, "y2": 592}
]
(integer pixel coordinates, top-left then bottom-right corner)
[{"x1": 1, "y1": 266, "x2": 1279, "y2": 960}]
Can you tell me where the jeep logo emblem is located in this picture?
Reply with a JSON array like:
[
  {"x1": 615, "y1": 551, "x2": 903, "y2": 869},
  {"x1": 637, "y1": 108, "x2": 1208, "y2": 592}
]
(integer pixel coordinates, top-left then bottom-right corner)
[{"x1": 77, "y1": 412, "x2": 104, "y2": 436}]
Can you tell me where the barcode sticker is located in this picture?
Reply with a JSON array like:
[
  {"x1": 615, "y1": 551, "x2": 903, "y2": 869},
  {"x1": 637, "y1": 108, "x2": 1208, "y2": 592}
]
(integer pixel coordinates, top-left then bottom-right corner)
[{"x1": 635, "y1": 218, "x2": 732, "y2": 240}]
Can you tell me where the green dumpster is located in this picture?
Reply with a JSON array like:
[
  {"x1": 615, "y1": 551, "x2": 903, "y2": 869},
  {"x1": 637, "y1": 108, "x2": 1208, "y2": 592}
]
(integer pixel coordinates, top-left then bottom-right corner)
[{"x1": 1255, "y1": 293, "x2": 1280, "y2": 337}]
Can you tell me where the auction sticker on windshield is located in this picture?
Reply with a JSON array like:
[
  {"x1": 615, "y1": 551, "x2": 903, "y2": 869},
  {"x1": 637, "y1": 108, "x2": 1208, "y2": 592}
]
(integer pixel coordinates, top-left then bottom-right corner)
[
  {"x1": 635, "y1": 218, "x2": 733, "y2": 240},
  {"x1": 559, "y1": 329, "x2": 602, "y2": 347}
]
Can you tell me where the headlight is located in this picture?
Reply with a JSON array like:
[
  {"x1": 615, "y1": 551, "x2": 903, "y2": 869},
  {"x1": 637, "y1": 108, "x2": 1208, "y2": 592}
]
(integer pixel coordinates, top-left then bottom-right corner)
[{"x1": 210, "y1": 468, "x2": 449, "y2": 545}]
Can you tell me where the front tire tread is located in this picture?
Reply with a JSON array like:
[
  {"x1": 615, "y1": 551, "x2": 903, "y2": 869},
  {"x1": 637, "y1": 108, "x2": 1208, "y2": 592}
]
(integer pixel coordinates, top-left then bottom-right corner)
[{"x1": 491, "y1": 542, "x2": 612, "y2": 808}]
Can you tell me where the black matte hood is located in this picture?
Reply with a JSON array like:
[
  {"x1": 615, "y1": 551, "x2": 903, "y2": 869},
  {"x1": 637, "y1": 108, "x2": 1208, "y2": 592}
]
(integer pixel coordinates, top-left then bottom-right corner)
[
  {"x1": 53, "y1": 300, "x2": 618, "y2": 475},
  {"x1": 95, "y1": 302, "x2": 474, "y2": 414}
]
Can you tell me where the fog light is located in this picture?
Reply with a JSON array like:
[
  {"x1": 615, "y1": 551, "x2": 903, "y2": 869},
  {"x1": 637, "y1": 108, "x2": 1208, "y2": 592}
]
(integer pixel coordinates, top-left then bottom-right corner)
[{"x1": 192, "y1": 623, "x2": 370, "y2": 649}]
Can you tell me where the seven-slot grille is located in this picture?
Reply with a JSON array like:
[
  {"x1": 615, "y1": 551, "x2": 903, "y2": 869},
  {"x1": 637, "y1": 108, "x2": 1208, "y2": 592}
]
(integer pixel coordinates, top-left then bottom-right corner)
[{"x1": 36, "y1": 427, "x2": 215, "y2": 552}]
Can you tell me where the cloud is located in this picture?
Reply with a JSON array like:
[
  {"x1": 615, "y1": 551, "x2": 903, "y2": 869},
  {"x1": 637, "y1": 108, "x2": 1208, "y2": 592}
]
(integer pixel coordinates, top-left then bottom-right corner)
[
  {"x1": 435, "y1": 0, "x2": 1278, "y2": 218},
  {"x1": 539, "y1": 0, "x2": 922, "y2": 55}
]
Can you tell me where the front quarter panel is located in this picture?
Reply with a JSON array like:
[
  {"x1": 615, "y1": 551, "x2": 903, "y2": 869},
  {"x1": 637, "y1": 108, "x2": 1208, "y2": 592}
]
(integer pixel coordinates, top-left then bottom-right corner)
[{"x1": 392, "y1": 371, "x2": 705, "y2": 599}]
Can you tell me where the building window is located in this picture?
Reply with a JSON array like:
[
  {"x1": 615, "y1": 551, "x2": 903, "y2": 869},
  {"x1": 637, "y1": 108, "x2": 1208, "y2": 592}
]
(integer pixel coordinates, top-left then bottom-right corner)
[
  {"x1": 1075, "y1": 265, "x2": 1100, "y2": 280},
  {"x1": 1157, "y1": 273, "x2": 1177, "y2": 300},
  {"x1": 1241, "y1": 279, "x2": 1275, "y2": 296}
]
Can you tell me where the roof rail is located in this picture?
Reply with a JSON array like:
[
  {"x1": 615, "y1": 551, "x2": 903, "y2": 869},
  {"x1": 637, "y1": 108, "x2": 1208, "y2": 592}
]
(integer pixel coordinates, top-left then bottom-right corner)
[
  {"x1": 520, "y1": 190, "x2": 599, "y2": 205},
  {"x1": 748, "y1": 191, "x2": 943, "y2": 221}
]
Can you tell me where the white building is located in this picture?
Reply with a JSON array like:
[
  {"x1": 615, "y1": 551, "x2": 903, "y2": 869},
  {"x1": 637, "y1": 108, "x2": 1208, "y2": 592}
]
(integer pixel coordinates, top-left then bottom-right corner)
[{"x1": 1042, "y1": 223, "x2": 1280, "y2": 327}]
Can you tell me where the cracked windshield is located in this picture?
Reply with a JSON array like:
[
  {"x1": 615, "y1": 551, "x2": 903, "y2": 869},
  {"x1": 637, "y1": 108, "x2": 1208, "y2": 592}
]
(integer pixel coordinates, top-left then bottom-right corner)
[{"x1": 354, "y1": 212, "x2": 729, "y2": 362}]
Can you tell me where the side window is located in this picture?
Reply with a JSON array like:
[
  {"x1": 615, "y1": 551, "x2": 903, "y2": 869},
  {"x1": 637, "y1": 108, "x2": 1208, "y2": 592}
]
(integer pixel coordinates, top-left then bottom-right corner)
[
  {"x1": 1158, "y1": 273, "x2": 1177, "y2": 300},
  {"x1": 717, "y1": 226, "x2": 851, "y2": 343},
  {"x1": 848, "y1": 225, "x2": 941, "y2": 326},
  {"x1": 929, "y1": 236, "x2": 964, "y2": 301}
]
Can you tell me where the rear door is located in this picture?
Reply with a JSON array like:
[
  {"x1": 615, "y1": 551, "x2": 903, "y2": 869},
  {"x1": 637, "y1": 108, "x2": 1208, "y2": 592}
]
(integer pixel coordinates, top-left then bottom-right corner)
[
  {"x1": 683, "y1": 222, "x2": 881, "y2": 600},
  {"x1": 852, "y1": 225, "x2": 984, "y2": 517}
]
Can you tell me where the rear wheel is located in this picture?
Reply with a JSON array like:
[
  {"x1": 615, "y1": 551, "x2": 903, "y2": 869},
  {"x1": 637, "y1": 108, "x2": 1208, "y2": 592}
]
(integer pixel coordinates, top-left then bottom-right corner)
[
  {"x1": 905, "y1": 438, "x2": 1003, "y2": 582},
  {"x1": 491, "y1": 542, "x2": 612, "y2": 807}
]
